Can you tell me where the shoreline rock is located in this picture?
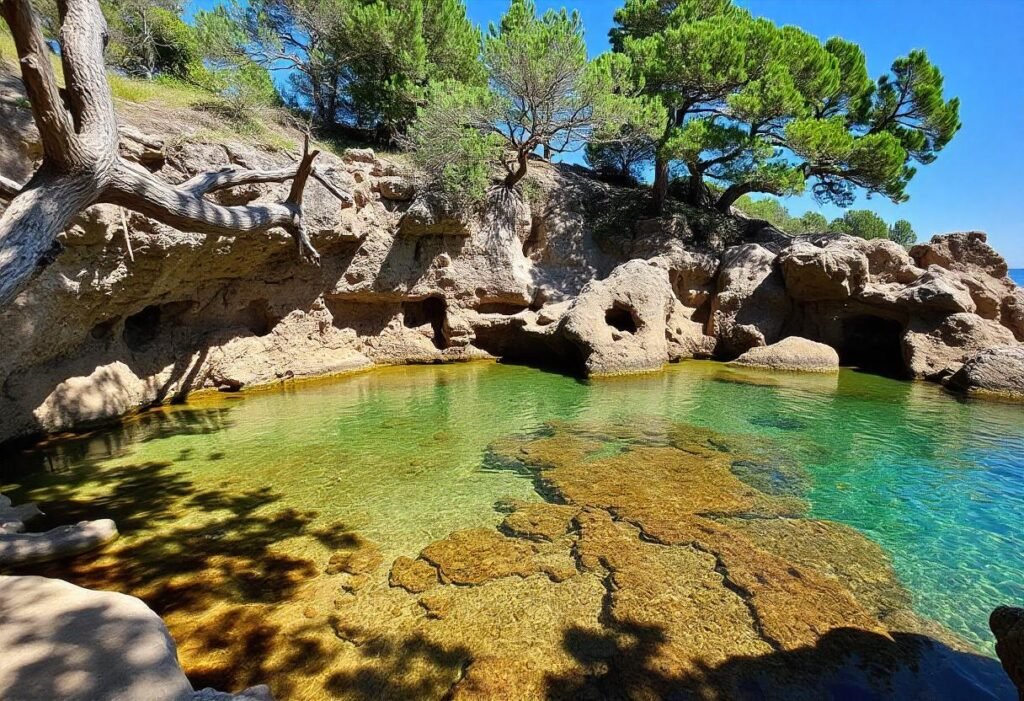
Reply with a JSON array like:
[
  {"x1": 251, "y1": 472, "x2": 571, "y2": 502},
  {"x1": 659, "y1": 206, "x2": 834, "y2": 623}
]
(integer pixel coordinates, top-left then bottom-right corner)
[{"x1": 730, "y1": 336, "x2": 840, "y2": 373}]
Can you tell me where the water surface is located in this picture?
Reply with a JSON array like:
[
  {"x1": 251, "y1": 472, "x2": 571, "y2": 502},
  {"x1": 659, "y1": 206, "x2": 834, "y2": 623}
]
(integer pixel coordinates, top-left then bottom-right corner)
[{"x1": 2, "y1": 361, "x2": 1022, "y2": 692}]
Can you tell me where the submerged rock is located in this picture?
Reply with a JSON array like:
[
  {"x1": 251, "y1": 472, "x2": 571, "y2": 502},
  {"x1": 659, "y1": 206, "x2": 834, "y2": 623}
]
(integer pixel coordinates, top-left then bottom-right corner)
[
  {"x1": 0, "y1": 519, "x2": 119, "y2": 566},
  {"x1": 730, "y1": 336, "x2": 840, "y2": 373}
]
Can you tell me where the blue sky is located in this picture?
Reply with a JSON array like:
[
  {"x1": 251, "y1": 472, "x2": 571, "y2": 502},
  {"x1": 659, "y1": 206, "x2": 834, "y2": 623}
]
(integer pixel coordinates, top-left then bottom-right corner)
[{"x1": 186, "y1": 1, "x2": 1024, "y2": 265}]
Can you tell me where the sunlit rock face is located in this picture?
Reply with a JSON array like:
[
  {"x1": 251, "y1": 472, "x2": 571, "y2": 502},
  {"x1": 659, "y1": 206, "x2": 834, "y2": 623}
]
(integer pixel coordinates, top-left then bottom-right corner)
[{"x1": 2, "y1": 83, "x2": 1022, "y2": 442}]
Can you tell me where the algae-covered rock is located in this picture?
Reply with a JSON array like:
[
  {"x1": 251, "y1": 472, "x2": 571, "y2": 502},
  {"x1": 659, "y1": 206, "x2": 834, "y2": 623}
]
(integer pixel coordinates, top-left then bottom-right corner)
[{"x1": 389, "y1": 556, "x2": 438, "y2": 593}]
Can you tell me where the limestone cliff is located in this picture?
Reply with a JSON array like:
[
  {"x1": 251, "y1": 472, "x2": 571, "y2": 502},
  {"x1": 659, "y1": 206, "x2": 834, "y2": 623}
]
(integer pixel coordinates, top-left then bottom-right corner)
[{"x1": 1, "y1": 80, "x2": 1022, "y2": 443}]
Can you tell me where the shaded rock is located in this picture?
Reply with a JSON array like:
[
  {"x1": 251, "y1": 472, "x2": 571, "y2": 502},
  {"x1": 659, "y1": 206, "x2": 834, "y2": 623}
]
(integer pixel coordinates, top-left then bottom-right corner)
[
  {"x1": 902, "y1": 313, "x2": 1017, "y2": 379},
  {"x1": 0, "y1": 519, "x2": 119, "y2": 566},
  {"x1": 779, "y1": 238, "x2": 868, "y2": 301},
  {"x1": 0, "y1": 575, "x2": 194, "y2": 701},
  {"x1": 730, "y1": 336, "x2": 840, "y2": 373},
  {"x1": 991, "y1": 606, "x2": 1024, "y2": 700},
  {"x1": 399, "y1": 194, "x2": 470, "y2": 236},
  {"x1": 419, "y1": 528, "x2": 537, "y2": 585},
  {"x1": 708, "y1": 244, "x2": 789, "y2": 358},
  {"x1": 389, "y1": 556, "x2": 438, "y2": 593},
  {"x1": 948, "y1": 346, "x2": 1024, "y2": 399}
]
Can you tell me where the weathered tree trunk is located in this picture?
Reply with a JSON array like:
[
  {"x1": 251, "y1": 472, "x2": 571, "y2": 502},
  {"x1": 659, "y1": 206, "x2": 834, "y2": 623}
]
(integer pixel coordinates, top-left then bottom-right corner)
[
  {"x1": 504, "y1": 148, "x2": 530, "y2": 188},
  {"x1": 651, "y1": 154, "x2": 670, "y2": 214},
  {"x1": 0, "y1": 0, "x2": 346, "y2": 307},
  {"x1": 715, "y1": 181, "x2": 766, "y2": 213}
]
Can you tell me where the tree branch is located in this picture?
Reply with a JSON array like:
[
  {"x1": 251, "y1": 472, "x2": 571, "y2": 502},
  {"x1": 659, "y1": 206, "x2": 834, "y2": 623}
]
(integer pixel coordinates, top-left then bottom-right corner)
[
  {"x1": 102, "y1": 159, "x2": 323, "y2": 264},
  {"x1": 0, "y1": 0, "x2": 80, "y2": 169},
  {"x1": 0, "y1": 174, "x2": 23, "y2": 200}
]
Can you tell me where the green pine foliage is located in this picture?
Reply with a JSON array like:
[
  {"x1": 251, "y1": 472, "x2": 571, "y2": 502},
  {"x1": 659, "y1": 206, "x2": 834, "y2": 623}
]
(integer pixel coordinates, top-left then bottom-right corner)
[
  {"x1": 610, "y1": 0, "x2": 961, "y2": 213},
  {"x1": 734, "y1": 195, "x2": 917, "y2": 244}
]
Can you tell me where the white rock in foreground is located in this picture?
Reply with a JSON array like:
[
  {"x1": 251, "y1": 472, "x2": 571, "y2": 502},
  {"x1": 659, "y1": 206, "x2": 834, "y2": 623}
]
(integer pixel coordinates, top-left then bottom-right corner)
[
  {"x1": 0, "y1": 575, "x2": 274, "y2": 701},
  {"x1": 730, "y1": 336, "x2": 840, "y2": 373},
  {"x1": 0, "y1": 519, "x2": 119, "y2": 566}
]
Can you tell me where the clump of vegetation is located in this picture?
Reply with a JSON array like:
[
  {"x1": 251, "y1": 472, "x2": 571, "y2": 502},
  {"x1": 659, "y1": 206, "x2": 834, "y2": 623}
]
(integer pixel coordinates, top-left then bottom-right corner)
[
  {"x1": 610, "y1": 0, "x2": 960, "y2": 214},
  {"x1": 734, "y1": 195, "x2": 917, "y2": 244},
  {"x1": 405, "y1": 0, "x2": 662, "y2": 207}
]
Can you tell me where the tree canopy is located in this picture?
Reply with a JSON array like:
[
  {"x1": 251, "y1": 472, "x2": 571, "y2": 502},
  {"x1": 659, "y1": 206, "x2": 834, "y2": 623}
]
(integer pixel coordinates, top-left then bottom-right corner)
[
  {"x1": 734, "y1": 196, "x2": 917, "y2": 245},
  {"x1": 610, "y1": 0, "x2": 961, "y2": 213},
  {"x1": 407, "y1": 0, "x2": 663, "y2": 197},
  {"x1": 195, "y1": 0, "x2": 483, "y2": 137}
]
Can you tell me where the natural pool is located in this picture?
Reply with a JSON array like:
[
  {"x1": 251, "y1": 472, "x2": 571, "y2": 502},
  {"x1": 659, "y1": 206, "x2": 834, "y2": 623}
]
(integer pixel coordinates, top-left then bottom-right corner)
[{"x1": 1, "y1": 360, "x2": 1021, "y2": 699}]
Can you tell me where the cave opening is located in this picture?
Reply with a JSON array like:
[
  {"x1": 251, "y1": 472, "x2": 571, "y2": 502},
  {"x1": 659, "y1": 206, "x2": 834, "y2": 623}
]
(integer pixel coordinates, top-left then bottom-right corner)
[
  {"x1": 605, "y1": 302, "x2": 639, "y2": 334},
  {"x1": 123, "y1": 301, "x2": 194, "y2": 351},
  {"x1": 242, "y1": 299, "x2": 280, "y2": 337},
  {"x1": 402, "y1": 297, "x2": 447, "y2": 350},
  {"x1": 838, "y1": 315, "x2": 906, "y2": 377}
]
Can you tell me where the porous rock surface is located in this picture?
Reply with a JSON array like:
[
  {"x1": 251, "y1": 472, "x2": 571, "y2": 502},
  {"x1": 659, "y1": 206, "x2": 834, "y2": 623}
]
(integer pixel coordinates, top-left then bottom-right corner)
[
  {"x1": 3, "y1": 84, "x2": 1024, "y2": 440},
  {"x1": 730, "y1": 336, "x2": 840, "y2": 373},
  {"x1": 0, "y1": 575, "x2": 273, "y2": 701},
  {"x1": 991, "y1": 606, "x2": 1024, "y2": 700}
]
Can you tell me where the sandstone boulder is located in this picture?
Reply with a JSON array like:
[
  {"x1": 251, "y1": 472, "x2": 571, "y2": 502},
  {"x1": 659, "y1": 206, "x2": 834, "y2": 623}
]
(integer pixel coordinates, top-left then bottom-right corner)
[
  {"x1": 902, "y1": 313, "x2": 1017, "y2": 379},
  {"x1": 947, "y1": 346, "x2": 1024, "y2": 399},
  {"x1": 911, "y1": 231, "x2": 1008, "y2": 279},
  {"x1": 779, "y1": 238, "x2": 868, "y2": 301},
  {"x1": 708, "y1": 244, "x2": 789, "y2": 358},
  {"x1": 730, "y1": 336, "x2": 840, "y2": 373},
  {"x1": 0, "y1": 519, "x2": 119, "y2": 566},
  {"x1": 898, "y1": 267, "x2": 977, "y2": 315},
  {"x1": 377, "y1": 176, "x2": 415, "y2": 202},
  {"x1": 860, "y1": 238, "x2": 923, "y2": 285},
  {"x1": 0, "y1": 575, "x2": 195, "y2": 701},
  {"x1": 399, "y1": 194, "x2": 470, "y2": 236},
  {"x1": 559, "y1": 259, "x2": 676, "y2": 375}
]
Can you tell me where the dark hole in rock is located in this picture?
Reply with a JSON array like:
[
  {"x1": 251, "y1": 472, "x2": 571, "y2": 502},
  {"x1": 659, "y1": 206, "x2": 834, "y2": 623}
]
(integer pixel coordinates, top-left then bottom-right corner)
[
  {"x1": 838, "y1": 315, "x2": 906, "y2": 377},
  {"x1": 123, "y1": 301, "x2": 194, "y2": 351},
  {"x1": 476, "y1": 302, "x2": 529, "y2": 315},
  {"x1": 605, "y1": 302, "x2": 639, "y2": 334},
  {"x1": 242, "y1": 299, "x2": 280, "y2": 337},
  {"x1": 90, "y1": 317, "x2": 119, "y2": 340},
  {"x1": 402, "y1": 297, "x2": 447, "y2": 350}
]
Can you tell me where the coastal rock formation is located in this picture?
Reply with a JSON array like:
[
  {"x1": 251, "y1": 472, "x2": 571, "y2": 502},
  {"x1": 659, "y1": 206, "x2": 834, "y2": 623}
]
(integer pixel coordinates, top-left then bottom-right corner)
[
  {"x1": 730, "y1": 336, "x2": 840, "y2": 373},
  {"x1": 992, "y1": 606, "x2": 1024, "y2": 700},
  {"x1": 0, "y1": 575, "x2": 272, "y2": 701},
  {"x1": 1, "y1": 61, "x2": 1022, "y2": 441},
  {"x1": 948, "y1": 346, "x2": 1024, "y2": 399}
]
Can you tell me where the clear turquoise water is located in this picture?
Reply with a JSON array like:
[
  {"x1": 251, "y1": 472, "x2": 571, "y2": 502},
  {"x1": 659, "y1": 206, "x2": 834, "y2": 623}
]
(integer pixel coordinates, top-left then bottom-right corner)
[{"x1": 2, "y1": 361, "x2": 1022, "y2": 656}]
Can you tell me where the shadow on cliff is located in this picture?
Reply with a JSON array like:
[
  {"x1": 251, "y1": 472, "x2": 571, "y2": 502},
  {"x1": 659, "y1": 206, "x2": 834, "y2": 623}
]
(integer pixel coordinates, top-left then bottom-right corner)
[{"x1": 545, "y1": 623, "x2": 1016, "y2": 700}]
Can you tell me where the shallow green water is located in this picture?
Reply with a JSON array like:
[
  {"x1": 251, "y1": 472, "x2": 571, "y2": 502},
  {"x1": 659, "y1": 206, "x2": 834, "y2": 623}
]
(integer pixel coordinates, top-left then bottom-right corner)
[{"x1": 2, "y1": 360, "x2": 1022, "y2": 655}]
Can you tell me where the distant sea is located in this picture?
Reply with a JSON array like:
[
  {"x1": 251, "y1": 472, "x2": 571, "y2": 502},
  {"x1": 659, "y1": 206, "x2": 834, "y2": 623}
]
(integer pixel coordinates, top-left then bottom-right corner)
[{"x1": 1011, "y1": 269, "x2": 1024, "y2": 287}]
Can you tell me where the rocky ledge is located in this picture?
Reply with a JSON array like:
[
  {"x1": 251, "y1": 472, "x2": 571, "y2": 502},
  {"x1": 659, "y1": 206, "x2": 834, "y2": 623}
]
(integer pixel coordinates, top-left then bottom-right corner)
[
  {"x1": 0, "y1": 575, "x2": 274, "y2": 701},
  {"x1": 1, "y1": 83, "x2": 1022, "y2": 443}
]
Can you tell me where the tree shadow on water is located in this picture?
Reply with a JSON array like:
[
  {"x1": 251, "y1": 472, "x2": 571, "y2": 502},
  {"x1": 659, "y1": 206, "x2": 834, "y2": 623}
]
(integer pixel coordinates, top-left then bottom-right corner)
[
  {"x1": 4, "y1": 456, "x2": 376, "y2": 698},
  {"x1": 547, "y1": 624, "x2": 1016, "y2": 700}
]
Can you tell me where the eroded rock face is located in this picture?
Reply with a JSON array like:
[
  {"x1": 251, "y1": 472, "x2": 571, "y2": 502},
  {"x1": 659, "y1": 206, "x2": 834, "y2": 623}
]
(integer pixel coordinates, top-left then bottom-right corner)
[
  {"x1": 730, "y1": 336, "x2": 840, "y2": 373},
  {"x1": 708, "y1": 244, "x2": 789, "y2": 358},
  {"x1": 2, "y1": 71, "x2": 1023, "y2": 441},
  {"x1": 779, "y1": 237, "x2": 868, "y2": 301},
  {"x1": 948, "y1": 346, "x2": 1024, "y2": 399},
  {"x1": 991, "y1": 606, "x2": 1024, "y2": 700}
]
